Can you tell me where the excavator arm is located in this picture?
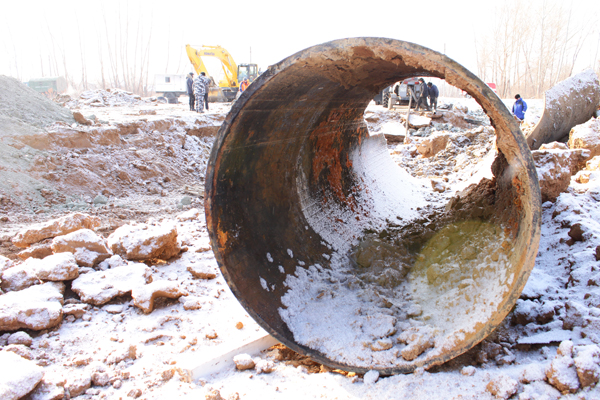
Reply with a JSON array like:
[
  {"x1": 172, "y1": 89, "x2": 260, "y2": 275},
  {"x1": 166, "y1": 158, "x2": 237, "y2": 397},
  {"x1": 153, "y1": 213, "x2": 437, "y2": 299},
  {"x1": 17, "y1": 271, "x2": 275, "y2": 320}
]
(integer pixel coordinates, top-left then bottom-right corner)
[{"x1": 185, "y1": 44, "x2": 239, "y2": 88}]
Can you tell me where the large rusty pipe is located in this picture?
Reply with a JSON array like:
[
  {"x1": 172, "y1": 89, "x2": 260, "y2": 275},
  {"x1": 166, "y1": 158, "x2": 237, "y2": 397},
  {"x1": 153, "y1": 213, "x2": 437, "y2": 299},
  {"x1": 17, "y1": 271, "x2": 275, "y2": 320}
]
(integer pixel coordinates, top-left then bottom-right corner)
[{"x1": 205, "y1": 38, "x2": 541, "y2": 374}]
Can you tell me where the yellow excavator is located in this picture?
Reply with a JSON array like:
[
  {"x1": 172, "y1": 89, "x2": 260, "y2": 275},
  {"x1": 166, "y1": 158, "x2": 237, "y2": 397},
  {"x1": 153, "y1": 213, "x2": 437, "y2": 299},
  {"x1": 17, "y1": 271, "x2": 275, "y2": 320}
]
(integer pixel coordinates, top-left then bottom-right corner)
[{"x1": 185, "y1": 44, "x2": 259, "y2": 102}]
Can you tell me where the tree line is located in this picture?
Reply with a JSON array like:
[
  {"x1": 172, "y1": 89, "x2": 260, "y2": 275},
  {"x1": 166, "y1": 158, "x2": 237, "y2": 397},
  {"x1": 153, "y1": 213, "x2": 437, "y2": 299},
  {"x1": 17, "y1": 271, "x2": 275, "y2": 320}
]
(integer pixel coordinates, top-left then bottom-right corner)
[{"x1": 475, "y1": 0, "x2": 599, "y2": 99}]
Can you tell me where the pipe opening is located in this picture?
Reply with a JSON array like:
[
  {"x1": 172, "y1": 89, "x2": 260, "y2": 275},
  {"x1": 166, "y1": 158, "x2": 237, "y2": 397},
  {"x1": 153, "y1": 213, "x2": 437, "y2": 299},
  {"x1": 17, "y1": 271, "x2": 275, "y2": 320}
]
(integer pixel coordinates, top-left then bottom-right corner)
[{"x1": 206, "y1": 38, "x2": 541, "y2": 374}]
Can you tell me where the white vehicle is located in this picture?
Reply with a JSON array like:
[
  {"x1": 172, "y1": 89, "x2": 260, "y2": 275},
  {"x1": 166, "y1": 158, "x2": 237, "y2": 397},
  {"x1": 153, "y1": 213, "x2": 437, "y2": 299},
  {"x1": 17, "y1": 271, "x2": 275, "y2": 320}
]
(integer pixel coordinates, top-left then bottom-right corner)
[{"x1": 154, "y1": 74, "x2": 188, "y2": 104}]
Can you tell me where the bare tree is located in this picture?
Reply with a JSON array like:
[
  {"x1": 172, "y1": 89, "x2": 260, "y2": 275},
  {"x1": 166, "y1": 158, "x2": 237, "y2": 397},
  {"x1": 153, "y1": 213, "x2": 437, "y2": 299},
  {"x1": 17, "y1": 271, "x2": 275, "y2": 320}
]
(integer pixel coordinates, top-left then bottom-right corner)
[{"x1": 476, "y1": 0, "x2": 597, "y2": 98}]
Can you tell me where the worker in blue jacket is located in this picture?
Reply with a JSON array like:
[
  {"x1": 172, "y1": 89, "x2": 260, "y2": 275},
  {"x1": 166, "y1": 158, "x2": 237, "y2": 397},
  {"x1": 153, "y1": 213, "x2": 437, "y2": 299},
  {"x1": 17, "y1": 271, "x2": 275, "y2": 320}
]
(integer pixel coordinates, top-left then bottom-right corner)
[
  {"x1": 427, "y1": 82, "x2": 439, "y2": 113},
  {"x1": 512, "y1": 94, "x2": 527, "y2": 122}
]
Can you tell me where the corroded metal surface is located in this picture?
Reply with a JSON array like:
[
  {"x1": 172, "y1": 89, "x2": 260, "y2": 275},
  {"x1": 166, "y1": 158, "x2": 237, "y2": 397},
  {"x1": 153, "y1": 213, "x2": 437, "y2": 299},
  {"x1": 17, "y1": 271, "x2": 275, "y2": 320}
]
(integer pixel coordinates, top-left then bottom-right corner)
[
  {"x1": 205, "y1": 38, "x2": 542, "y2": 374},
  {"x1": 526, "y1": 69, "x2": 600, "y2": 150}
]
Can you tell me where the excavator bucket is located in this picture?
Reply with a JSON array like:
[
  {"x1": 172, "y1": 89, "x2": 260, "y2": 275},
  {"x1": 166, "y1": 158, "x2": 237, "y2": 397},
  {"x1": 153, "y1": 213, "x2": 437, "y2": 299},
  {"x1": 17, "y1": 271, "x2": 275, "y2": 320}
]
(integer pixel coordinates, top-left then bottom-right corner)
[
  {"x1": 207, "y1": 87, "x2": 230, "y2": 103},
  {"x1": 526, "y1": 69, "x2": 600, "y2": 150},
  {"x1": 205, "y1": 38, "x2": 542, "y2": 374}
]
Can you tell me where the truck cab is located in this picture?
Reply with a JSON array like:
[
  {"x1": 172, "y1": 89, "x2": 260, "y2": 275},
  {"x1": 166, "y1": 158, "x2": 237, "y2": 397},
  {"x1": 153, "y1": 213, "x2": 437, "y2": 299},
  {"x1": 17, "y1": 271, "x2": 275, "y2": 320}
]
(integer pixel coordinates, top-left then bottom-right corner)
[
  {"x1": 375, "y1": 77, "x2": 423, "y2": 108},
  {"x1": 154, "y1": 74, "x2": 188, "y2": 103}
]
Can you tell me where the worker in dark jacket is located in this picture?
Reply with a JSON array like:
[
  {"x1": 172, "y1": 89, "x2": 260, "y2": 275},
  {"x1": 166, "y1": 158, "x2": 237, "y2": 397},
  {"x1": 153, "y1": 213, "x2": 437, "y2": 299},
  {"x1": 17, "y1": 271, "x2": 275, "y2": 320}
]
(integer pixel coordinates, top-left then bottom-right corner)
[
  {"x1": 200, "y1": 72, "x2": 211, "y2": 111},
  {"x1": 427, "y1": 82, "x2": 439, "y2": 113},
  {"x1": 415, "y1": 78, "x2": 430, "y2": 111},
  {"x1": 512, "y1": 94, "x2": 527, "y2": 122},
  {"x1": 186, "y1": 72, "x2": 195, "y2": 111}
]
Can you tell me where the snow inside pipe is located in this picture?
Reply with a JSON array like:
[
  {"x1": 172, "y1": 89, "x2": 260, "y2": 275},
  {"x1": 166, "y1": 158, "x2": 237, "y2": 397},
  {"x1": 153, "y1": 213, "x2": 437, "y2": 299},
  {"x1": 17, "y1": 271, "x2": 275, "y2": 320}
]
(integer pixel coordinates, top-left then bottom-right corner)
[{"x1": 205, "y1": 38, "x2": 542, "y2": 374}]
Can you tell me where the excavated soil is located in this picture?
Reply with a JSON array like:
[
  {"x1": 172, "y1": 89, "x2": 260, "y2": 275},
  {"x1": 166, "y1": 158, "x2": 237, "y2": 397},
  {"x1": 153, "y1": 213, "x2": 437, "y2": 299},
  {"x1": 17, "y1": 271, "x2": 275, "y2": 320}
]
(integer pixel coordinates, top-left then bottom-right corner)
[{"x1": 0, "y1": 75, "x2": 225, "y2": 259}]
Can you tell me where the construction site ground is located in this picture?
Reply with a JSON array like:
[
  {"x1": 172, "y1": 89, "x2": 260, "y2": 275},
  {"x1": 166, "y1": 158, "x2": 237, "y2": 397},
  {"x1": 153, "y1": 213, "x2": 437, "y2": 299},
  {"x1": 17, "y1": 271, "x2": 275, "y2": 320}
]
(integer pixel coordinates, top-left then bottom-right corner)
[{"x1": 1, "y1": 78, "x2": 600, "y2": 400}]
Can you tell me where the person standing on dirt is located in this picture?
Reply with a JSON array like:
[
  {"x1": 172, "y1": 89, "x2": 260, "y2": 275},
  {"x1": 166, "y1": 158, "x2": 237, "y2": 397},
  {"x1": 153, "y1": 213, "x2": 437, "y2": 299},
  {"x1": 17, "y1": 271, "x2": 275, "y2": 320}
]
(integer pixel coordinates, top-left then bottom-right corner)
[
  {"x1": 512, "y1": 94, "x2": 527, "y2": 122},
  {"x1": 193, "y1": 74, "x2": 205, "y2": 113},
  {"x1": 186, "y1": 72, "x2": 195, "y2": 111},
  {"x1": 427, "y1": 82, "x2": 439, "y2": 113},
  {"x1": 200, "y1": 72, "x2": 211, "y2": 111},
  {"x1": 415, "y1": 78, "x2": 430, "y2": 111}
]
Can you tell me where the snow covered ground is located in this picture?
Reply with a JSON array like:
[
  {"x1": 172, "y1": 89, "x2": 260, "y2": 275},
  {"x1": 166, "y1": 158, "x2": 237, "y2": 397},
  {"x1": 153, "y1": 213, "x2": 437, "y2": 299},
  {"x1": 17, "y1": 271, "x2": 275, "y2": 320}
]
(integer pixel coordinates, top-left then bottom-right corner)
[{"x1": 1, "y1": 88, "x2": 599, "y2": 399}]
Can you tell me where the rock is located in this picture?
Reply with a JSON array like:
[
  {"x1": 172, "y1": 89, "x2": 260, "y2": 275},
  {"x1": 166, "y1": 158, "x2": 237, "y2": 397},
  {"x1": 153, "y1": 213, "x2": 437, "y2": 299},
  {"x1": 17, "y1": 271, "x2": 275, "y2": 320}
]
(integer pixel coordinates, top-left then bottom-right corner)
[
  {"x1": 461, "y1": 366, "x2": 476, "y2": 376},
  {"x1": 567, "y1": 223, "x2": 585, "y2": 242},
  {"x1": 63, "y1": 303, "x2": 88, "y2": 319},
  {"x1": 363, "y1": 370, "x2": 380, "y2": 384},
  {"x1": 558, "y1": 340, "x2": 574, "y2": 357},
  {"x1": 518, "y1": 381, "x2": 561, "y2": 400},
  {"x1": 568, "y1": 117, "x2": 600, "y2": 158},
  {"x1": 180, "y1": 196, "x2": 192, "y2": 206},
  {"x1": 176, "y1": 208, "x2": 201, "y2": 222},
  {"x1": 562, "y1": 301, "x2": 586, "y2": 330},
  {"x1": 586, "y1": 155, "x2": 600, "y2": 171},
  {"x1": 7, "y1": 331, "x2": 33, "y2": 346},
  {"x1": 539, "y1": 142, "x2": 569, "y2": 150},
  {"x1": 0, "y1": 351, "x2": 44, "y2": 400},
  {"x1": 131, "y1": 280, "x2": 188, "y2": 313},
  {"x1": 255, "y1": 359, "x2": 275, "y2": 374},
  {"x1": 416, "y1": 133, "x2": 450, "y2": 158},
  {"x1": 205, "y1": 389, "x2": 225, "y2": 400},
  {"x1": 107, "y1": 222, "x2": 181, "y2": 261},
  {"x1": 52, "y1": 229, "x2": 111, "y2": 267},
  {"x1": 0, "y1": 255, "x2": 13, "y2": 272},
  {"x1": 103, "y1": 304, "x2": 124, "y2": 314},
  {"x1": 455, "y1": 104, "x2": 468, "y2": 113},
  {"x1": 16, "y1": 242, "x2": 53, "y2": 260},
  {"x1": 408, "y1": 114, "x2": 432, "y2": 129},
  {"x1": 91, "y1": 371, "x2": 111, "y2": 387},
  {"x1": 71, "y1": 263, "x2": 151, "y2": 305},
  {"x1": 12, "y1": 213, "x2": 102, "y2": 248},
  {"x1": 574, "y1": 170, "x2": 591, "y2": 184},
  {"x1": 370, "y1": 338, "x2": 394, "y2": 351},
  {"x1": 486, "y1": 374, "x2": 518, "y2": 399},
  {"x1": 65, "y1": 372, "x2": 91, "y2": 398},
  {"x1": 73, "y1": 111, "x2": 93, "y2": 126},
  {"x1": 546, "y1": 340, "x2": 580, "y2": 393},
  {"x1": 128, "y1": 388, "x2": 142, "y2": 398},
  {"x1": 0, "y1": 282, "x2": 64, "y2": 331},
  {"x1": 532, "y1": 148, "x2": 591, "y2": 202},
  {"x1": 513, "y1": 299, "x2": 554, "y2": 325},
  {"x1": 117, "y1": 170, "x2": 132, "y2": 183},
  {"x1": 573, "y1": 344, "x2": 600, "y2": 388},
  {"x1": 187, "y1": 262, "x2": 217, "y2": 279},
  {"x1": 97, "y1": 254, "x2": 127, "y2": 270},
  {"x1": 25, "y1": 380, "x2": 65, "y2": 400},
  {"x1": 233, "y1": 353, "x2": 255, "y2": 371},
  {"x1": 26, "y1": 252, "x2": 79, "y2": 281},
  {"x1": 431, "y1": 179, "x2": 447, "y2": 193},
  {"x1": 93, "y1": 195, "x2": 108, "y2": 205},
  {"x1": 4, "y1": 344, "x2": 34, "y2": 360},
  {"x1": 519, "y1": 363, "x2": 547, "y2": 383},
  {"x1": 1, "y1": 264, "x2": 39, "y2": 292},
  {"x1": 105, "y1": 344, "x2": 137, "y2": 365},
  {"x1": 180, "y1": 296, "x2": 203, "y2": 310},
  {"x1": 398, "y1": 326, "x2": 435, "y2": 361}
]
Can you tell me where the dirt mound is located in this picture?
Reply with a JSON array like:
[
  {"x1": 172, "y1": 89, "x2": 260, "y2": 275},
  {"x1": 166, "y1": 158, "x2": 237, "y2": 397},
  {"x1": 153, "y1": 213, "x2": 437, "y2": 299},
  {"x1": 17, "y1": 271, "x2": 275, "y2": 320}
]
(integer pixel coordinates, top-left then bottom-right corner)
[
  {"x1": 65, "y1": 88, "x2": 151, "y2": 109},
  {"x1": 0, "y1": 75, "x2": 224, "y2": 218},
  {"x1": 0, "y1": 75, "x2": 74, "y2": 132}
]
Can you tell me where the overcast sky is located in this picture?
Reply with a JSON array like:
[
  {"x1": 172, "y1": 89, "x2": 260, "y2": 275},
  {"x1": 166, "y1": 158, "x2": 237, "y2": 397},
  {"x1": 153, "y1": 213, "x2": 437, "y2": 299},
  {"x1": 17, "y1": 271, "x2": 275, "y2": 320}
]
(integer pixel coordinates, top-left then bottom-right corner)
[{"x1": 1, "y1": 0, "x2": 598, "y2": 85}]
